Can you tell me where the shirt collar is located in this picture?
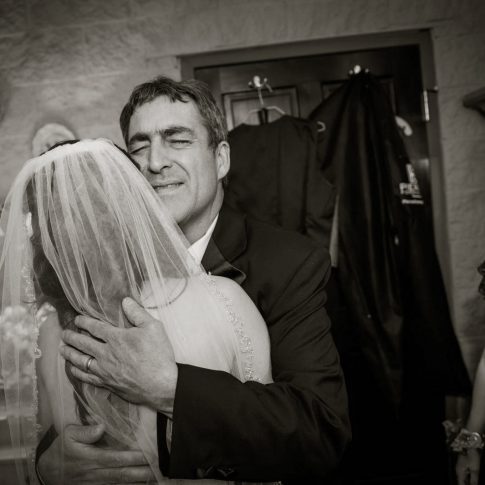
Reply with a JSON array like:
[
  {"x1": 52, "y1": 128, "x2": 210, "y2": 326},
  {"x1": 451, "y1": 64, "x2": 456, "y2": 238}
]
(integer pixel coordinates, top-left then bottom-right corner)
[{"x1": 188, "y1": 215, "x2": 219, "y2": 265}]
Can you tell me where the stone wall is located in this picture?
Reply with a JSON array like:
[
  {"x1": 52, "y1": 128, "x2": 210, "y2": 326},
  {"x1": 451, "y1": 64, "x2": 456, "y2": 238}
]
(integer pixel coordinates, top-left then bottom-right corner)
[{"x1": 1, "y1": 0, "x2": 485, "y2": 372}]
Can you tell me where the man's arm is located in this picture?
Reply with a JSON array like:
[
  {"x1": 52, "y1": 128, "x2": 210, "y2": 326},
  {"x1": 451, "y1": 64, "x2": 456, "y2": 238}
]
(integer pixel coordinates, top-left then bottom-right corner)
[
  {"x1": 35, "y1": 306, "x2": 156, "y2": 485},
  {"x1": 61, "y1": 248, "x2": 350, "y2": 481},
  {"x1": 168, "y1": 248, "x2": 350, "y2": 481},
  {"x1": 36, "y1": 423, "x2": 155, "y2": 485}
]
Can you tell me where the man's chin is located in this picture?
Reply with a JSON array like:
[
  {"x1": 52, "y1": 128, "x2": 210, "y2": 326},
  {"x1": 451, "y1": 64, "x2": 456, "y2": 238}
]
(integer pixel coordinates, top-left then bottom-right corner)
[{"x1": 155, "y1": 196, "x2": 188, "y2": 225}]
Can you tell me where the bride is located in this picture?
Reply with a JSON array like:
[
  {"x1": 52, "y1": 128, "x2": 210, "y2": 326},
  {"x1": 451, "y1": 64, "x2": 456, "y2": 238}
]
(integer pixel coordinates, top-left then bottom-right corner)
[{"x1": 0, "y1": 138, "x2": 272, "y2": 484}]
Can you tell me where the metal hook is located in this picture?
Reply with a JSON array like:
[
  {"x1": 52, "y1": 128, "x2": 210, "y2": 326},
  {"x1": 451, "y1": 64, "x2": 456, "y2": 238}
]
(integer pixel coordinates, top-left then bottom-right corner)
[
  {"x1": 349, "y1": 65, "x2": 369, "y2": 76},
  {"x1": 248, "y1": 75, "x2": 273, "y2": 108},
  {"x1": 248, "y1": 75, "x2": 272, "y2": 91}
]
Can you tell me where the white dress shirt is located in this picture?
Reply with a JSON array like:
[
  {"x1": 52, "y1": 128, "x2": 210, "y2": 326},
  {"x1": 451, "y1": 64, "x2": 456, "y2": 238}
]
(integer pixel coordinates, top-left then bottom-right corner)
[{"x1": 187, "y1": 215, "x2": 219, "y2": 265}]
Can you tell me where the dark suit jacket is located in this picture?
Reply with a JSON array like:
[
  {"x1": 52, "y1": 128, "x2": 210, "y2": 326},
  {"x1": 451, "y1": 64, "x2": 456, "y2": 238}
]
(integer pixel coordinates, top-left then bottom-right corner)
[
  {"x1": 161, "y1": 203, "x2": 350, "y2": 482},
  {"x1": 227, "y1": 116, "x2": 336, "y2": 248},
  {"x1": 36, "y1": 204, "x2": 350, "y2": 484}
]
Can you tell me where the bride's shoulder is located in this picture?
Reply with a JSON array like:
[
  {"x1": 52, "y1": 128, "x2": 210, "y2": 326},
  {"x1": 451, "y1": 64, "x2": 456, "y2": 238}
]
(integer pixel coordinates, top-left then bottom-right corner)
[
  {"x1": 208, "y1": 275, "x2": 271, "y2": 382},
  {"x1": 208, "y1": 275, "x2": 251, "y2": 302},
  {"x1": 207, "y1": 275, "x2": 266, "y2": 331}
]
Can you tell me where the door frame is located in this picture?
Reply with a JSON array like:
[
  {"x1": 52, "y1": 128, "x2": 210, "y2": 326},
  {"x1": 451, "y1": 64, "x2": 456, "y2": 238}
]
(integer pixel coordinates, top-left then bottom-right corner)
[{"x1": 180, "y1": 29, "x2": 450, "y2": 293}]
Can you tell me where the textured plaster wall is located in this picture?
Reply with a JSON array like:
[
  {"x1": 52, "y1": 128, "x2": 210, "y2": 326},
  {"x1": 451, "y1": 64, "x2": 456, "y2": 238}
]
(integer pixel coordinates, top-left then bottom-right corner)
[{"x1": 0, "y1": 0, "x2": 484, "y2": 372}]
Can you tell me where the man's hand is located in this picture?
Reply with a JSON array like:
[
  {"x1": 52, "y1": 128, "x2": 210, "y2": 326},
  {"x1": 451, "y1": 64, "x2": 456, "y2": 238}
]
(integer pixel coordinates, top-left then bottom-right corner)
[
  {"x1": 38, "y1": 423, "x2": 155, "y2": 485},
  {"x1": 60, "y1": 297, "x2": 178, "y2": 416}
]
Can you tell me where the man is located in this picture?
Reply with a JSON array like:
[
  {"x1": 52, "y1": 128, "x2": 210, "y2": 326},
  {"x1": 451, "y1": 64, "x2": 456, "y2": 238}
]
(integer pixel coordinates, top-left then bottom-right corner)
[{"x1": 38, "y1": 76, "x2": 350, "y2": 483}]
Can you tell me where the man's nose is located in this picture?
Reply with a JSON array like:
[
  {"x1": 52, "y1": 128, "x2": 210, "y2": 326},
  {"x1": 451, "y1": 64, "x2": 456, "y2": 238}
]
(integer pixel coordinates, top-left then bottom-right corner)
[{"x1": 148, "y1": 144, "x2": 172, "y2": 173}]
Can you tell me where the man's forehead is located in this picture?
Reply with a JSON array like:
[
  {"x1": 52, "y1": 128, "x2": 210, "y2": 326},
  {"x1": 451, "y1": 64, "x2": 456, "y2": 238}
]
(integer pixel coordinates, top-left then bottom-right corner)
[
  {"x1": 128, "y1": 96, "x2": 206, "y2": 138},
  {"x1": 135, "y1": 97, "x2": 199, "y2": 121}
]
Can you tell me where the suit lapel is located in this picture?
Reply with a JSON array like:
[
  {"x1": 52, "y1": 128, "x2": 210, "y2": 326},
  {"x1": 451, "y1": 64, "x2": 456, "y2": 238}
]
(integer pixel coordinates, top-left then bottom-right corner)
[{"x1": 201, "y1": 204, "x2": 247, "y2": 285}]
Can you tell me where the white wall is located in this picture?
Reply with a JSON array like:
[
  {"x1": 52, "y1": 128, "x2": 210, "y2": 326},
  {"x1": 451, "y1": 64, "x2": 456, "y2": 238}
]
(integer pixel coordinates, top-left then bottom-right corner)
[{"x1": 1, "y1": 0, "x2": 485, "y2": 372}]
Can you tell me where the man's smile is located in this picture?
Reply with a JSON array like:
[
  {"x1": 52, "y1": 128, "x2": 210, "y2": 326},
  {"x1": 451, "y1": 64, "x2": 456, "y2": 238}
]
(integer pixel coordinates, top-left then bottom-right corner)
[{"x1": 151, "y1": 180, "x2": 184, "y2": 193}]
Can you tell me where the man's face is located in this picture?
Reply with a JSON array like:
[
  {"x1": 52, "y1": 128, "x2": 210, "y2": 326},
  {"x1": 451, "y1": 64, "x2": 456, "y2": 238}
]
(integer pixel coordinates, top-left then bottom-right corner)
[{"x1": 127, "y1": 96, "x2": 229, "y2": 242}]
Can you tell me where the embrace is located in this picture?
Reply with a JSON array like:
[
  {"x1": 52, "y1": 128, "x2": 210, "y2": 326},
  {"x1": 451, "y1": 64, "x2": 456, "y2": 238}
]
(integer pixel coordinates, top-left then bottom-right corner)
[{"x1": 0, "y1": 77, "x2": 350, "y2": 485}]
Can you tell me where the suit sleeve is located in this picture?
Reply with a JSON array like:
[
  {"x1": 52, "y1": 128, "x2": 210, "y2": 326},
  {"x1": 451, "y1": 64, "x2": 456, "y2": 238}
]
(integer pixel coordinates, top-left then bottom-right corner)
[{"x1": 164, "y1": 247, "x2": 351, "y2": 481}]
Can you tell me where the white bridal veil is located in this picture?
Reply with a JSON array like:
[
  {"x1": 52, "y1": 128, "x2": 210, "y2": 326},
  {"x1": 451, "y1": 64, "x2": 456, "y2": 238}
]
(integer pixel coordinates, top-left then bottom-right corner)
[{"x1": 0, "y1": 139, "x2": 255, "y2": 484}]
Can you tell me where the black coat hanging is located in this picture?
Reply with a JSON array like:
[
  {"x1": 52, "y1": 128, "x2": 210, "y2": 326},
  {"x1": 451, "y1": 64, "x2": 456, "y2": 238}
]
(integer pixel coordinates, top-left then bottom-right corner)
[
  {"x1": 309, "y1": 72, "x2": 470, "y2": 483},
  {"x1": 310, "y1": 71, "x2": 470, "y2": 406}
]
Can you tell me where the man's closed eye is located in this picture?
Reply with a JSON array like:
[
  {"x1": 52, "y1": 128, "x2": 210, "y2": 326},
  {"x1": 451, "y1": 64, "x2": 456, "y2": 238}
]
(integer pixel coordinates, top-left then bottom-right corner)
[
  {"x1": 169, "y1": 138, "x2": 192, "y2": 147},
  {"x1": 130, "y1": 145, "x2": 148, "y2": 155}
]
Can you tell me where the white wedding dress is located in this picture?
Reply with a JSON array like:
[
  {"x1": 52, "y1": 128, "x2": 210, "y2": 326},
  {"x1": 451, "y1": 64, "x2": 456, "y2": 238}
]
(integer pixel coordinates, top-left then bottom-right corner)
[
  {"x1": 38, "y1": 274, "x2": 273, "y2": 485},
  {"x1": 0, "y1": 139, "x2": 275, "y2": 485}
]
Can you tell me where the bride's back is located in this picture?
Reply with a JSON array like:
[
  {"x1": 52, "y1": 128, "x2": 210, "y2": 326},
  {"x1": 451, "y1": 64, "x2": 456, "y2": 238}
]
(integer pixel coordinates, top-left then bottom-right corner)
[
  {"x1": 1, "y1": 139, "x2": 273, "y2": 484},
  {"x1": 144, "y1": 274, "x2": 272, "y2": 385}
]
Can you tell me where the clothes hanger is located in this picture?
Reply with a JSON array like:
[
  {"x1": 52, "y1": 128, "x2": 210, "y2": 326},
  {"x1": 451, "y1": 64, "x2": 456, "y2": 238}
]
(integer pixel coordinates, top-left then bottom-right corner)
[
  {"x1": 350, "y1": 65, "x2": 413, "y2": 136},
  {"x1": 316, "y1": 121, "x2": 326, "y2": 133},
  {"x1": 348, "y1": 66, "x2": 413, "y2": 136},
  {"x1": 313, "y1": 115, "x2": 410, "y2": 137},
  {"x1": 394, "y1": 115, "x2": 413, "y2": 136},
  {"x1": 243, "y1": 105, "x2": 286, "y2": 125},
  {"x1": 244, "y1": 75, "x2": 286, "y2": 124},
  {"x1": 264, "y1": 105, "x2": 286, "y2": 116}
]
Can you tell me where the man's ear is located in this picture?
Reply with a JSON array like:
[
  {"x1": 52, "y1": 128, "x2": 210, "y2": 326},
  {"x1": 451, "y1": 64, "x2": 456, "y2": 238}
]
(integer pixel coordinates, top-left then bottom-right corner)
[{"x1": 215, "y1": 141, "x2": 230, "y2": 181}]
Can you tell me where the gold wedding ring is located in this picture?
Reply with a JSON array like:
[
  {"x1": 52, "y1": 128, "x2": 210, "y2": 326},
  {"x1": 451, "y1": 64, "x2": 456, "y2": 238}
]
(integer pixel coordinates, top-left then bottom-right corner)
[{"x1": 85, "y1": 356, "x2": 94, "y2": 373}]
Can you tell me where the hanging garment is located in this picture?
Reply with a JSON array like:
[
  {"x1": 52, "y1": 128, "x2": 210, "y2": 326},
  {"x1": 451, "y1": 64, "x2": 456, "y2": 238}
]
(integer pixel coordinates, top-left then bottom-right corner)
[
  {"x1": 310, "y1": 71, "x2": 470, "y2": 404},
  {"x1": 310, "y1": 71, "x2": 470, "y2": 484},
  {"x1": 227, "y1": 115, "x2": 335, "y2": 248}
]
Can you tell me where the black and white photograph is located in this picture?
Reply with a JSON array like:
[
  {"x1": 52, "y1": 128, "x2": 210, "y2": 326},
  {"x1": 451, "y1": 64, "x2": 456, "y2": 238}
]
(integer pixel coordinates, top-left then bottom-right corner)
[{"x1": 0, "y1": 1, "x2": 485, "y2": 484}]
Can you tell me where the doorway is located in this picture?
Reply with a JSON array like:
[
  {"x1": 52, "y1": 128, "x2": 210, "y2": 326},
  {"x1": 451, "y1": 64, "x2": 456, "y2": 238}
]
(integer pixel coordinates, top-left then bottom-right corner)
[
  {"x1": 180, "y1": 29, "x2": 449, "y2": 289},
  {"x1": 181, "y1": 30, "x2": 458, "y2": 485}
]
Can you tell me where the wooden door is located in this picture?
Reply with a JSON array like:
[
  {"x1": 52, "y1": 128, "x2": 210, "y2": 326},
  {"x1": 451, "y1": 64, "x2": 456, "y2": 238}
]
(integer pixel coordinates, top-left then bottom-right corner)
[
  {"x1": 191, "y1": 44, "x2": 430, "y2": 198},
  {"x1": 181, "y1": 32, "x2": 452, "y2": 485},
  {"x1": 181, "y1": 31, "x2": 448, "y2": 283}
]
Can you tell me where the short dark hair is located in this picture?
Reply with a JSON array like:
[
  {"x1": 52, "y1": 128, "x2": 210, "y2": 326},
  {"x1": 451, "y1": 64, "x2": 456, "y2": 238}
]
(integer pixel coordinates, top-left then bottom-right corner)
[{"x1": 120, "y1": 76, "x2": 227, "y2": 151}]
